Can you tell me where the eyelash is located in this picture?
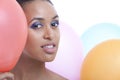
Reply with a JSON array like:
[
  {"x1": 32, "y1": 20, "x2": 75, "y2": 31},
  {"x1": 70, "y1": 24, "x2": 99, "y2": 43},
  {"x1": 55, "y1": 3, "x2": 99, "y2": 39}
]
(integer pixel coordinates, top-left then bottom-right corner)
[
  {"x1": 30, "y1": 22, "x2": 43, "y2": 29},
  {"x1": 51, "y1": 20, "x2": 59, "y2": 27},
  {"x1": 30, "y1": 20, "x2": 59, "y2": 29}
]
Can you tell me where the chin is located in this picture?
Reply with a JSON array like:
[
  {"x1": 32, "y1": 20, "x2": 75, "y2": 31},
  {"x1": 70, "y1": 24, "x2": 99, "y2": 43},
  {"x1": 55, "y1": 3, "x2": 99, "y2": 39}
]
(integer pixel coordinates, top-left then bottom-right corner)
[
  {"x1": 35, "y1": 55, "x2": 55, "y2": 62},
  {"x1": 46, "y1": 60, "x2": 54, "y2": 62},
  {"x1": 46, "y1": 57, "x2": 55, "y2": 62},
  {"x1": 45, "y1": 55, "x2": 56, "y2": 62}
]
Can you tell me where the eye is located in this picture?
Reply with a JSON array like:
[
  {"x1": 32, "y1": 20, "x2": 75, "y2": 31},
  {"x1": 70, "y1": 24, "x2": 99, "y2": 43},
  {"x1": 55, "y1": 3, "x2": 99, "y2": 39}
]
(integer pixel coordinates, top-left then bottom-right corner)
[
  {"x1": 51, "y1": 20, "x2": 59, "y2": 27},
  {"x1": 30, "y1": 22, "x2": 43, "y2": 29}
]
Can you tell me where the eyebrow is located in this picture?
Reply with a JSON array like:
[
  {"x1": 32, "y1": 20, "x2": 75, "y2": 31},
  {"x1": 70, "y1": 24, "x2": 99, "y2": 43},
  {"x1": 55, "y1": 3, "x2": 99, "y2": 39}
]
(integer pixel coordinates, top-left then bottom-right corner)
[
  {"x1": 53, "y1": 15, "x2": 59, "y2": 19},
  {"x1": 28, "y1": 15, "x2": 59, "y2": 23}
]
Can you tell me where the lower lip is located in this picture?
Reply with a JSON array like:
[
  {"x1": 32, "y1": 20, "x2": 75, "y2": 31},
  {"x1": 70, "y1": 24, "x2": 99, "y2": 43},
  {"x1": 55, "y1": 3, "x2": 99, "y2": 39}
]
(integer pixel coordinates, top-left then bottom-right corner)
[{"x1": 42, "y1": 47, "x2": 57, "y2": 54}]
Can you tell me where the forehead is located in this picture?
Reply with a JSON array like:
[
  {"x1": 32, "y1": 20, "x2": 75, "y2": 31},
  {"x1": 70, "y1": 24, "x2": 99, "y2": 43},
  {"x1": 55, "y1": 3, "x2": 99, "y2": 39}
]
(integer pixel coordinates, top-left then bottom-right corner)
[{"x1": 22, "y1": 0, "x2": 57, "y2": 20}]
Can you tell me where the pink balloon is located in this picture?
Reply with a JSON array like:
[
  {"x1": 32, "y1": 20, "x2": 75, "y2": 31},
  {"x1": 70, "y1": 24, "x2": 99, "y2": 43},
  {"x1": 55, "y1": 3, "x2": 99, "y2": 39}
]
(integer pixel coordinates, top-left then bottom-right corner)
[{"x1": 46, "y1": 21, "x2": 83, "y2": 80}]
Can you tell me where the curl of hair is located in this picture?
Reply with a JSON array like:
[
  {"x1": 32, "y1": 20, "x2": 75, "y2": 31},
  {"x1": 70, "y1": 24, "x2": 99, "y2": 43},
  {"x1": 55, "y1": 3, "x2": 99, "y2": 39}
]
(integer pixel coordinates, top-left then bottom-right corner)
[{"x1": 16, "y1": 0, "x2": 53, "y2": 6}]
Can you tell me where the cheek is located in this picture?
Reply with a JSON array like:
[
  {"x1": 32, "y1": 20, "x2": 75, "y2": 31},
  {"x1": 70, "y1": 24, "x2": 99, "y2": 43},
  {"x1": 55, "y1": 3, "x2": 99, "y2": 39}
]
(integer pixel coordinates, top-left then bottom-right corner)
[
  {"x1": 25, "y1": 31, "x2": 41, "y2": 51},
  {"x1": 55, "y1": 30, "x2": 60, "y2": 42}
]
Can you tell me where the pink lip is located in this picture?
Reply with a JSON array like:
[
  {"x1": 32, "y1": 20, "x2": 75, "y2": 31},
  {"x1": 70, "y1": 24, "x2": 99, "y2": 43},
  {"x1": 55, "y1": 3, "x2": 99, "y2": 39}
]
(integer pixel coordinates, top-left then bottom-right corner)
[{"x1": 41, "y1": 43, "x2": 57, "y2": 54}]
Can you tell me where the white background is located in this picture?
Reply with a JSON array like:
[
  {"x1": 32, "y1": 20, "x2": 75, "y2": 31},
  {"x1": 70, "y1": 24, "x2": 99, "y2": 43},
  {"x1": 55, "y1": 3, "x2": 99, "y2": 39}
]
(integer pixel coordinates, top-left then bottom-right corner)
[{"x1": 52, "y1": 0, "x2": 120, "y2": 36}]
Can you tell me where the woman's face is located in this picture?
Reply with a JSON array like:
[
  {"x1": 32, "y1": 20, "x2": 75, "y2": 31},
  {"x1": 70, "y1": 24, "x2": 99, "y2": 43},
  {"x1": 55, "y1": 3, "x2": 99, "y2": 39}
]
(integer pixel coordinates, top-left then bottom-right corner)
[{"x1": 22, "y1": 0, "x2": 60, "y2": 62}]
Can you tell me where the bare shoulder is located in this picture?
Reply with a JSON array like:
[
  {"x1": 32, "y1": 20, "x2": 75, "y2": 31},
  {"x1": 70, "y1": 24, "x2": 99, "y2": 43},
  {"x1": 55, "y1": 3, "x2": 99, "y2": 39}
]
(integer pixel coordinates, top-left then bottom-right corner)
[{"x1": 47, "y1": 69, "x2": 68, "y2": 80}]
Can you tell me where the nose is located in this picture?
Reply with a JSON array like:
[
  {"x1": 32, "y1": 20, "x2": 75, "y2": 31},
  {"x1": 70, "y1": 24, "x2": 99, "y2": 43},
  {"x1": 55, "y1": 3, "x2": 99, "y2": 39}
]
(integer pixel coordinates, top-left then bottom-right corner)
[{"x1": 43, "y1": 26, "x2": 54, "y2": 40}]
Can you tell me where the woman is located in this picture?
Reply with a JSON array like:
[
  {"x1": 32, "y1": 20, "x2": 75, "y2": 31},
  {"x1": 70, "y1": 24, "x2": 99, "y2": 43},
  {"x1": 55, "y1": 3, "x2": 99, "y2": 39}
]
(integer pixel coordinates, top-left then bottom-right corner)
[{"x1": 0, "y1": 0, "x2": 67, "y2": 80}]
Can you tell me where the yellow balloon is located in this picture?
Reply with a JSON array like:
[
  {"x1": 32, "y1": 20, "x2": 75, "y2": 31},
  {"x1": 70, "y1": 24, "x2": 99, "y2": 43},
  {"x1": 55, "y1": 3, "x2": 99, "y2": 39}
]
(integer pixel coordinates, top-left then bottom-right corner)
[{"x1": 80, "y1": 39, "x2": 120, "y2": 80}]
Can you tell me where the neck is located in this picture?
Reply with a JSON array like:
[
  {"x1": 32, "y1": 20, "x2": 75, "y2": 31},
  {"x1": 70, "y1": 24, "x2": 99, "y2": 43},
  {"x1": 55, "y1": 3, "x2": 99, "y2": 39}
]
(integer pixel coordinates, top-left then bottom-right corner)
[{"x1": 11, "y1": 54, "x2": 48, "y2": 80}]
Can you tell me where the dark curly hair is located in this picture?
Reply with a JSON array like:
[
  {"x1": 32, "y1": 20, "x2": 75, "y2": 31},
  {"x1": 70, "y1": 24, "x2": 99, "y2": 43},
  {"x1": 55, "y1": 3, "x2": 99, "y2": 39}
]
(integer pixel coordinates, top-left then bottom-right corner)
[{"x1": 16, "y1": 0, "x2": 53, "y2": 6}]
